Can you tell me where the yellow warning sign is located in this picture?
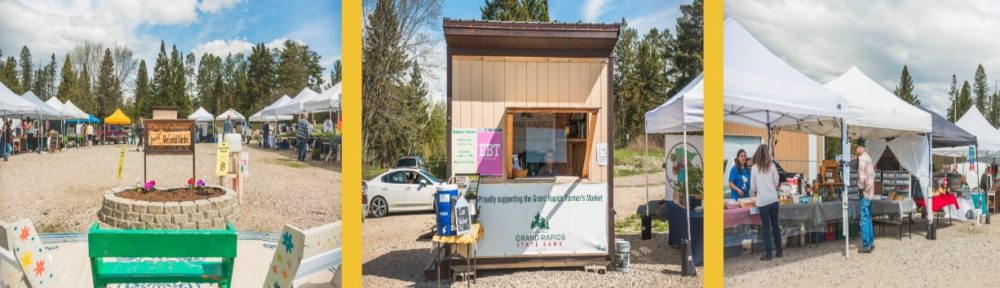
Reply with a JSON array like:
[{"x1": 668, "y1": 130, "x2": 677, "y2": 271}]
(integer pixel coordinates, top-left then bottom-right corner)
[
  {"x1": 116, "y1": 145, "x2": 126, "y2": 180},
  {"x1": 216, "y1": 142, "x2": 230, "y2": 176}
]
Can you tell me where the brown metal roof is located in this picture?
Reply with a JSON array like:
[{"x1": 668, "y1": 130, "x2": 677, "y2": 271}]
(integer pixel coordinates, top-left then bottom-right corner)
[{"x1": 443, "y1": 19, "x2": 620, "y2": 57}]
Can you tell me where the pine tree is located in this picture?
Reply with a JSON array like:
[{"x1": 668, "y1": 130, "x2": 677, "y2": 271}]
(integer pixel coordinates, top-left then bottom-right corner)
[
  {"x1": 170, "y1": 45, "x2": 190, "y2": 116},
  {"x1": 76, "y1": 62, "x2": 92, "y2": 113},
  {"x1": 974, "y1": 64, "x2": 990, "y2": 114},
  {"x1": 403, "y1": 61, "x2": 430, "y2": 155},
  {"x1": 991, "y1": 83, "x2": 1000, "y2": 127},
  {"x1": 363, "y1": 0, "x2": 411, "y2": 167},
  {"x1": 56, "y1": 54, "x2": 77, "y2": 103},
  {"x1": 330, "y1": 59, "x2": 342, "y2": 85},
  {"x1": 947, "y1": 74, "x2": 960, "y2": 122},
  {"x1": 17, "y1": 46, "x2": 32, "y2": 95},
  {"x1": 95, "y1": 48, "x2": 120, "y2": 117},
  {"x1": 152, "y1": 41, "x2": 171, "y2": 109},
  {"x1": 32, "y1": 68, "x2": 44, "y2": 96},
  {"x1": 893, "y1": 65, "x2": 920, "y2": 105},
  {"x1": 44, "y1": 53, "x2": 56, "y2": 100},
  {"x1": 424, "y1": 101, "x2": 447, "y2": 160},
  {"x1": 248, "y1": 42, "x2": 276, "y2": 113},
  {"x1": 667, "y1": 0, "x2": 703, "y2": 96},
  {"x1": 959, "y1": 80, "x2": 974, "y2": 117},
  {"x1": 612, "y1": 18, "x2": 639, "y2": 146},
  {"x1": 134, "y1": 60, "x2": 150, "y2": 118},
  {"x1": 185, "y1": 52, "x2": 197, "y2": 106},
  {"x1": 481, "y1": 0, "x2": 549, "y2": 22},
  {"x1": 0, "y1": 56, "x2": 17, "y2": 92}
]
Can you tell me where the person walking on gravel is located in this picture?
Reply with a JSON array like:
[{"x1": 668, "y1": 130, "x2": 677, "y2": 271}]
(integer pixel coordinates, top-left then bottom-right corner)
[{"x1": 856, "y1": 138, "x2": 876, "y2": 253}]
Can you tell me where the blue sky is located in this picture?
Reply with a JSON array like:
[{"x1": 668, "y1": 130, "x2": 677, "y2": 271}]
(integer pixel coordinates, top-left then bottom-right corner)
[
  {"x1": 441, "y1": 0, "x2": 684, "y2": 34},
  {"x1": 0, "y1": 0, "x2": 341, "y2": 77},
  {"x1": 418, "y1": 0, "x2": 692, "y2": 102}
]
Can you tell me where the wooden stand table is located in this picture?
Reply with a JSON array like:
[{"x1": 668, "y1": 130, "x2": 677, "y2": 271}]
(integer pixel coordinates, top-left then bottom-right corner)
[{"x1": 431, "y1": 223, "x2": 484, "y2": 288}]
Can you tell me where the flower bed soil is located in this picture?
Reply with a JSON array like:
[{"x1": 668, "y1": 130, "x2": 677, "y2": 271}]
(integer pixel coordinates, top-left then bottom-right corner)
[{"x1": 117, "y1": 187, "x2": 226, "y2": 202}]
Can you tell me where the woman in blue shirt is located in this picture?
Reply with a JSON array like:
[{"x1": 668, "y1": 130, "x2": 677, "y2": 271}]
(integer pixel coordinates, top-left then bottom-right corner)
[{"x1": 729, "y1": 149, "x2": 751, "y2": 200}]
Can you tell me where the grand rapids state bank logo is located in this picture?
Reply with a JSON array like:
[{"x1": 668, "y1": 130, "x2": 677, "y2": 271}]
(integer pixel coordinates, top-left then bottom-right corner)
[{"x1": 516, "y1": 211, "x2": 565, "y2": 248}]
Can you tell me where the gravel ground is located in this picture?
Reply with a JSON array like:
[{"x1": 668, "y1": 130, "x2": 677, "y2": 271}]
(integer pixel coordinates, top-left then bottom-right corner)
[
  {"x1": 362, "y1": 174, "x2": 702, "y2": 287},
  {"x1": 0, "y1": 144, "x2": 340, "y2": 233},
  {"x1": 725, "y1": 218, "x2": 1000, "y2": 287}
]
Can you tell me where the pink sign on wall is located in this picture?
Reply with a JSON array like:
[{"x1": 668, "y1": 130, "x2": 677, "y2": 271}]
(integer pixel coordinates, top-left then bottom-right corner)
[{"x1": 477, "y1": 129, "x2": 503, "y2": 176}]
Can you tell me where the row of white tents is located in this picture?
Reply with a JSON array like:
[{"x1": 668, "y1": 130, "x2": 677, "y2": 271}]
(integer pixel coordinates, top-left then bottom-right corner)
[
  {"x1": 644, "y1": 18, "x2": 998, "y2": 258},
  {"x1": 1, "y1": 82, "x2": 90, "y2": 121},
  {"x1": 247, "y1": 82, "x2": 342, "y2": 122}
]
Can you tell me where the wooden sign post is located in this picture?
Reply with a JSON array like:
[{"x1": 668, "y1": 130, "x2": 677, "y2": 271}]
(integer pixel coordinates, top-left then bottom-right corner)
[{"x1": 143, "y1": 119, "x2": 196, "y2": 182}]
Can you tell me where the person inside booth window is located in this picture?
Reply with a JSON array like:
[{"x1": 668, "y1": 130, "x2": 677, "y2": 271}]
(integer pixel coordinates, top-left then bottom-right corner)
[{"x1": 540, "y1": 149, "x2": 557, "y2": 177}]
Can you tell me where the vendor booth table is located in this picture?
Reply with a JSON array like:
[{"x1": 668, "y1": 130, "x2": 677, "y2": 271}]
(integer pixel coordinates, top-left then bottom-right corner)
[{"x1": 724, "y1": 198, "x2": 917, "y2": 252}]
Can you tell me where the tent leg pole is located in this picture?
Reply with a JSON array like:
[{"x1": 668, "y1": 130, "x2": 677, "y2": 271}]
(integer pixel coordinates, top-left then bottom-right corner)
[
  {"x1": 681, "y1": 125, "x2": 696, "y2": 276},
  {"x1": 841, "y1": 118, "x2": 849, "y2": 258}
]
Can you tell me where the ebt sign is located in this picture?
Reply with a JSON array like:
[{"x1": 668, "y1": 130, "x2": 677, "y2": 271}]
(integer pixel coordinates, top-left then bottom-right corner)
[{"x1": 453, "y1": 128, "x2": 504, "y2": 176}]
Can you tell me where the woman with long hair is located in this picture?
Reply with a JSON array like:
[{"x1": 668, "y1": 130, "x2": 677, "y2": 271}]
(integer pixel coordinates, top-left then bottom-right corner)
[
  {"x1": 729, "y1": 149, "x2": 751, "y2": 200},
  {"x1": 750, "y1": 144, "x2": 781, "y2": 261}
]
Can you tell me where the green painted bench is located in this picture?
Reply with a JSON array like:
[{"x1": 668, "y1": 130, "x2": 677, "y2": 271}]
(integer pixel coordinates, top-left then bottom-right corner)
[{"x1": 87, "y1": 222, "x2": 238, "y2": 287}]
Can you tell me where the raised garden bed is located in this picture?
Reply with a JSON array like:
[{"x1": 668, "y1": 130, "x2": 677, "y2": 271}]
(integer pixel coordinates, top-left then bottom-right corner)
[
  {"x1": 117, "y1": 187, "x2": 226, "y2": 202},
  {"x1": 99, "y1": 185, "x2": 238, "y2": 230}
]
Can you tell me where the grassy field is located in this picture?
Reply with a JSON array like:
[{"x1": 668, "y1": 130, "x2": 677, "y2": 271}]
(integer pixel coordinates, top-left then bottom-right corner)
[
  {"x1": 614, "y1": 213, "x2": 668, "y2": 234},
  {"x1": 614, "y1": 147, "x2": 665, "y2": 177}
]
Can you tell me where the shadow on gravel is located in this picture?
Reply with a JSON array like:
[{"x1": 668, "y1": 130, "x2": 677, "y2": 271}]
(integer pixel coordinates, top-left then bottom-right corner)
[
  {"x1": 362, "y1": 248, "x2": 430, "y2": 284},
  {"x1": 724, "y1": 216, "x2": 955, "y2": 278}
]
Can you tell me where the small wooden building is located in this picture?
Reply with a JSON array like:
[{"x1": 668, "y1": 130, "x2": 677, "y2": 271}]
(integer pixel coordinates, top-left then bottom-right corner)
[{"x1": 444, "y1": 19, "x2": 620, "y2": 268}]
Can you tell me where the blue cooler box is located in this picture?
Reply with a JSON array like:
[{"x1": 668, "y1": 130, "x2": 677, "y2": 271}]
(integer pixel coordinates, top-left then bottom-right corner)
[{"x1": 436, "y1": 185, "x2": 459, "y2": 236}]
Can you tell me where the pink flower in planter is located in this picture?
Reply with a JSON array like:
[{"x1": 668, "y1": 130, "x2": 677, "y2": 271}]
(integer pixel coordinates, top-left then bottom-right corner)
[
  {"x1": 196, "y1": 178, "x2": 206, "y2": 188},
  {"x1": 143, "y1": 180, "x2": 156, "y2": 192}
]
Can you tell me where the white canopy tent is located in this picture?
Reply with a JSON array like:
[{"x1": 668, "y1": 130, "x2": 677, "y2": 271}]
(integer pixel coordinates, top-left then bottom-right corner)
[
  {"x1": 270, "y1": 88, "x2": 320, "y2": 116},
  {"x1": 819, "y1": 67, "x2": 934, "y2": 226},
  {"x1": 303, "y1": 82, "x2": 341, "y2": 113},
  {"x1": 19, "y1": 92, "x2": 62, "y2": 120},
  {"x1": 187, "y1": 107, "x2": 215, "y2": 122},
  {"x1": 250, "y1": 95, "x2": 294, "y2": 122},
  {"x1": 935, "y1": 106, "x2": 1000, "y2": 157},
  {"x1": 45, "y1": 98, "x2": 65, "y2": 116},
  {"x1": 0, "y1": 83, "x2": 39, "y2": 114},
  {"x1": 723, "y1": 20, "x2": 845, "y2": 131},
  {"x1": 641, "y1": 19, "x2": 850, "y2": 265},
  {"x1": 808, "y1": 66, "x2": 933, "y2": 138},
  {"x1": 55, "y1": 99, "x2": 89, "y2": 119},
  {"x1": 216, "y1": 108, "x2": 246, "y2": 121}
]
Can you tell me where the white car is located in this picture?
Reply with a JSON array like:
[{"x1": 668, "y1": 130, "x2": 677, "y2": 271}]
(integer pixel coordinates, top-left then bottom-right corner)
[{"x1": 364, "y1": 168, "x2": 443, "y2": 218}]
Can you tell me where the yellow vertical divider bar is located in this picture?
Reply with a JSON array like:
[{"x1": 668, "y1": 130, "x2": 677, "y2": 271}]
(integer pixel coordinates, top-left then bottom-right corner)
[
  {"x1": 341, "y1": 0, "x2": 361, "y2": 287},
  {"x1": 703, "y1": 0, "x2": 723, "y2": 286}
]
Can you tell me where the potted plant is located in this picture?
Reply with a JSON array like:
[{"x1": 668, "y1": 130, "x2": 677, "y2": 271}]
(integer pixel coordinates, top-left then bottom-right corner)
[{"x1": 674, "y1": 165, "x2": 704, "y2": 209}]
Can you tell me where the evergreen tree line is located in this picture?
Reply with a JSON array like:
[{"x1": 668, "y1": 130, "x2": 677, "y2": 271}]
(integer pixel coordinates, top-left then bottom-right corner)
[
  {"x1": 890, "y1": 63, "x2": 1000, "y2": 126},
  {"x1": 612, "y1": 0, "x2": 703, "y2": 147},
  {"x1": 0, "y1": 40, "x2": 340, "y2": 121}
]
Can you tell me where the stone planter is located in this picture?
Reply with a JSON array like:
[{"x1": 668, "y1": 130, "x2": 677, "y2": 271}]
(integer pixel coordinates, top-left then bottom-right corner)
[{"x1": 98, "y1": 185, "x2": 238, "y2": 229}]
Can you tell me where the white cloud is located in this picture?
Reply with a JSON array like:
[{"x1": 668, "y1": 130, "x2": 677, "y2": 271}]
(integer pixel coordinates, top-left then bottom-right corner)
[
  {"x1": 190, "y1": 38, "x2": 302, "y2": 58},
  {"x1": 191, "y1": 39, "x2": 254, "y2": 57},
  {"x1": 197, "y1": 0, "x2": 241, "y2": 13},
  {"x1": 582, "y1": 0, "x2": 607, "y2": 23},
  {"x1": 0, "y1": 0, "x2": 205, "y2": 69},
  {"x1": 726, "y1": 0, "x2": 1000, "y2": 116}
]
